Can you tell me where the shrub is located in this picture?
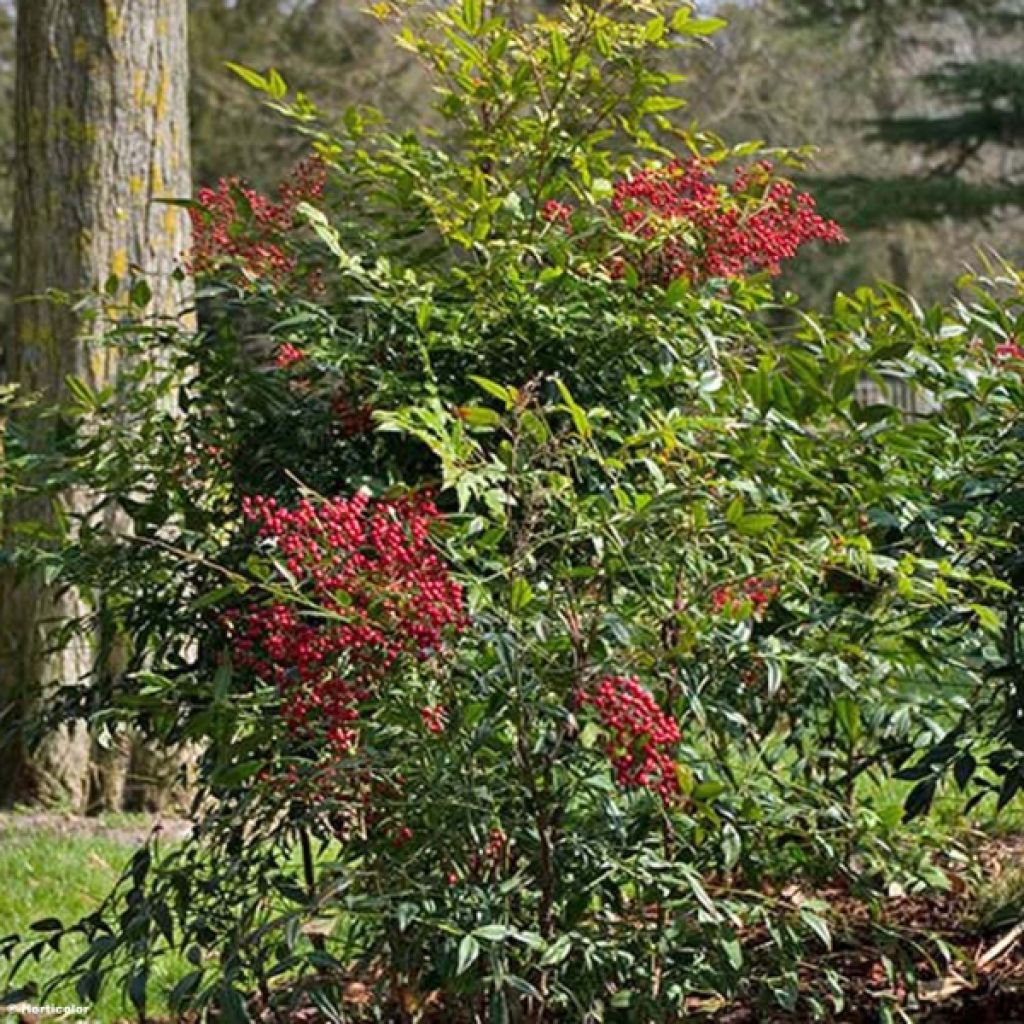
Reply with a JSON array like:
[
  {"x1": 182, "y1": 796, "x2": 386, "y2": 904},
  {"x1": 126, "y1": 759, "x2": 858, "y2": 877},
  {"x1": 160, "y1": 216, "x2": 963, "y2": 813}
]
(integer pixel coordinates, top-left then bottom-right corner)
[{"x1": 3, "y1": 1, "x2": 1024, "y2": 1021}]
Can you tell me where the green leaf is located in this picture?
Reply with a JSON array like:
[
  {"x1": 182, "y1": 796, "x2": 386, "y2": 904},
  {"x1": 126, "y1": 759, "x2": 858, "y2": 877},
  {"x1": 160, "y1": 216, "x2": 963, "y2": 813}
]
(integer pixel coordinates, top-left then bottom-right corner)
[
  {"x1": 580, "y1": 722, "x2": 601, "y2": 750},
  {"x1": 189, "y1": 584, "x2": 240, "y2": 612},
  {"x1": 505, "y1": 975, "x2": 543, "y2": 1000},
  {"x1": 128, "y1": 970, "x2": 148, "y2": 1014},
  {"x1": 953, "y1": 753, "x2": 977, "y2": 792},
  {"x1": 296, "y1": 202, "x2": 348, "y2": 261},
  {"x1": 218, "y1": 984, "x2": 251, "y2": 1024},
  {"x1": 671, "y1": 9, "x2": 727, "y2": 35},
  {"x1": 834, "y1": 696, "x2": 861, "y2": 744},
  {"x1": 549, "y1": 30, "x2": 570, "y2": 67},
  {"x1": 681, "y1": 867, "x2": 722, "y2": 921},
  {"x1": 29, "y1": 918, "x2": 63, "y2": 933},
  {"x1": 76, "y1": 971, "x2": 100, "y2": 1004},
  {"x1": 801, "y1": 909, "x2": 833, "y2": 951},
  {"x1": 903, "y1": 778, "x2": 938, "y2": 822},
  {"x1": 540, "y1": 934, "x2": 572, "y2": 967},
  {"x1": 643, "y1": 15, "x2": 666, "y2": 42},
  {"x1": 641, "y1": 95, "x2": 685, "y2": 114},
  {"x1": 520, "y1": 411, "x2": 550, "y2": 444},
  {"x1": 461, "y1": 0, "x2": 484, "y2": 33},
  {"x1": 693, "y1": 780, "x2": 726, "y2": 802},
  {"x1": 969, "y1": 603, "x2": 1002, "y2": 635},
  {"x1": 457, "y1": 934, "x2": 480, "y2": 974},
  {"x1": 459, "y1": 405, "x2": 502, "y2": 428},
  {"x1": 664, "y1": 275, "x2": 689, "y2": 305},
  {"x1": 510, "y1": 577, "x2": 534, "y2": 613},
  {"x1": 554, "y1": 378, "x2": 591, "y2": 438},
  {"x1": 266, "y1": 67, "x2": 287, "y2": 100},
  {"x1": 65, "y1": 374, "x2": 99, "y2": 413},
  {"x1": 469, "y1": 375, "x2": 516, "y2": 408},
  {"x1": 224, "y1": 62, "x2": 268, "y2": 93},
  {"x1": 213, "y1": 760, "x2": 264, "y2": 787},
  {"x1": 167, "y1": 970, "x2": 203, "y2": 1011},
  {"x1": 152, "y1": 902, "x2": 174, "y2": 945},
  {"x1": 735, "y1": 513, "x2": 778, "y2": 536},
  {"x1": 129, "y1": 278, "x2": 152, "y2": 308}
]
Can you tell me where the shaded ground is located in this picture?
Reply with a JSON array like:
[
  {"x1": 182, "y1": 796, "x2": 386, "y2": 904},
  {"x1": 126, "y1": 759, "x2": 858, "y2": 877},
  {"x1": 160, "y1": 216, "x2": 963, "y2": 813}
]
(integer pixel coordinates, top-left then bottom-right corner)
[
  {"x1": 0, "y1": 810, "x2": 191, "y2": 845},
  {"x1": 686, "y1": 835, "x2": 1024, "y2": 1023}
]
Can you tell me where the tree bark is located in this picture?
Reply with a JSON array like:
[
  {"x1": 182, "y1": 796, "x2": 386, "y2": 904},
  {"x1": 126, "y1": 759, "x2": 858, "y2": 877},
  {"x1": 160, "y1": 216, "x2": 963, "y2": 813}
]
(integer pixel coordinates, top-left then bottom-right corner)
[{"x1": 1, "y1": 0, "x2": 191, "y2": 811}]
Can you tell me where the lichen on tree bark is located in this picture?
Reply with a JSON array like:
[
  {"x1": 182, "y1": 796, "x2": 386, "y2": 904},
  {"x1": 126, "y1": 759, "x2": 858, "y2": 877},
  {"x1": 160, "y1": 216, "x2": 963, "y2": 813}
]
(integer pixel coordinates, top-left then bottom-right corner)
[{"x1": 1, "y1": 0, "x2": 192, "y2": 811}]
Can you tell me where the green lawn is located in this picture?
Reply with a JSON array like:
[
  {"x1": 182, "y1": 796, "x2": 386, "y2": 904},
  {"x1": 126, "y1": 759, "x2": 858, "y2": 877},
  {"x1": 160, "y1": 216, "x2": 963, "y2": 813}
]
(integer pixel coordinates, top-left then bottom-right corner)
[{"x1": 0, "y1": 820, "x2": 188, "y2": 1022}]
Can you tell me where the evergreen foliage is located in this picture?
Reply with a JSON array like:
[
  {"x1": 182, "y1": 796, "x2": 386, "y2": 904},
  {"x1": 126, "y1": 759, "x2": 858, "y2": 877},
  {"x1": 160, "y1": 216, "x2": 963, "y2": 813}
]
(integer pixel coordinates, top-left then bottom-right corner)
[{"x1": 782, "y1": 0, "x2": 1024, "y2": 227}]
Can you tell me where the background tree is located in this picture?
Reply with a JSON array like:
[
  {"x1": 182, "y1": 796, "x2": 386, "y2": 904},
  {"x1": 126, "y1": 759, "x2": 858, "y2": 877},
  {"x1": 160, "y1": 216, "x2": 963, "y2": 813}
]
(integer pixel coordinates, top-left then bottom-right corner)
[
  {"x1": 777, "y1": 1, "x2": 1024, "y2": 244},
  {"x1": 0, "y1": 0, "x2": 192, "y2": 811},
  {"x1": 0, "y1": 6, "x2": 15, "y2": 333}
]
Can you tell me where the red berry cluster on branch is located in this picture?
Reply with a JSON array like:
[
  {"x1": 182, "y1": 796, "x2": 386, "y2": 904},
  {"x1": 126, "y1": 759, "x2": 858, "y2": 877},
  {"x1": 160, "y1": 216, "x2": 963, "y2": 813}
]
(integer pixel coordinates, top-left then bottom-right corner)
[
  {"x1": 274, "y1": 342, "x2": 305, "y2": 369},
  {"x1": 224, "y1": 491, "x2": 466, "y2": 758},
  {"x1": 460, "y1": 827, "x2": 509, "y2": 882},
  {"x1": 710, "y1": 577, "x2": 778, "y2": 618},
  {"x1": 541, "y1": 199, "x2": 573, "y2": 228},
  {"x1": 609, "y1": 159, "x2": 844, "y2": 284},
  {"x1": 420, "y1": 704, "x2": 448, "y2": 734},
  {"x1": 582, "y1": 675, "x2": 681, "y2": 804},
  {"x1": 330, "y1": 390, "x2": 376, "y2": 438},
  {"x1": 187, "y1": 155, "x2": 327, "y2": 287},
  {"x1": 995, "y1": 338, "x2": 1024, "y2": 361}
]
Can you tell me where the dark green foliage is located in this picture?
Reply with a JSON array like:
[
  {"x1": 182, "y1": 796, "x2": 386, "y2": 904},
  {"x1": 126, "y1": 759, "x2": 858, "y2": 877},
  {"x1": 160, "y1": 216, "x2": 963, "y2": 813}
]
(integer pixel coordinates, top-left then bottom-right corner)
[
  {"x1": 3, "y1": 3, "x2": 1024, "y2": 1020},
  {"x1": 810, "y1": 174, "x2": 1024, "y2": 229}
]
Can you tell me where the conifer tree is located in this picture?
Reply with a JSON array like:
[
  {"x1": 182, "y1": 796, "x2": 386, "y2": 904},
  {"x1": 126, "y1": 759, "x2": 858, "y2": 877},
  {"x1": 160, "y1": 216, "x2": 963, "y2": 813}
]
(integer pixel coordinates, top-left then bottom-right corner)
[{"x1": 781, "y1": 0, "x2": 1024, "y2": 228}]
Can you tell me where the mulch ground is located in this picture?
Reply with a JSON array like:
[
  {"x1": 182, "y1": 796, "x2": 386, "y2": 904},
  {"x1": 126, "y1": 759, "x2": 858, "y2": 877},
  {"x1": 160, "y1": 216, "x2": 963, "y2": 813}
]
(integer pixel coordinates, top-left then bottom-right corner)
[{"x1": 690, "y1": 834, "x2": 1024, "y2": 1022}]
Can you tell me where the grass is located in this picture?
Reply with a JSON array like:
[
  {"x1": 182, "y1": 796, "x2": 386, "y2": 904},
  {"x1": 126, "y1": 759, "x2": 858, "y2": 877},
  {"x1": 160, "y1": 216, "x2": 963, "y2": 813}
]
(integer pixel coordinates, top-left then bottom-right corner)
[{"x1": 0, "y1": 820, "x2": 188, "y2": 1022}]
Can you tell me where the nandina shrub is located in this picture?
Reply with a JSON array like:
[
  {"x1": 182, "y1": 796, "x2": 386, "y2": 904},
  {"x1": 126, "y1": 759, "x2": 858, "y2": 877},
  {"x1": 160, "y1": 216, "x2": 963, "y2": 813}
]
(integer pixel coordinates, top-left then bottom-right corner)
[
  {"x1": 580, "y1": 675, "x2": 683, "y2": 803},
  {"x1": 187, "y1": 155, "x2": 328, "y2": 290},
  {"x1": 226, "y1": 490, "x2": 465, "y2": 763},
  {"x1": 543, "y1": 156, "x2": 846, "y2": 286},
  {"x1": 3, "y1": 1, "x2": 1024, "y2": 1022}
]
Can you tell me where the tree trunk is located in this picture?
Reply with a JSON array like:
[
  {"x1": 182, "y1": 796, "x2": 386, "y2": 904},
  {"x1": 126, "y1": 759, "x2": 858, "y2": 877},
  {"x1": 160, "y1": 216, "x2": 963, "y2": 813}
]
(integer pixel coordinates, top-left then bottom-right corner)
[{"x1": 0, "y1": 0, "x2": 191, "y2": 811}]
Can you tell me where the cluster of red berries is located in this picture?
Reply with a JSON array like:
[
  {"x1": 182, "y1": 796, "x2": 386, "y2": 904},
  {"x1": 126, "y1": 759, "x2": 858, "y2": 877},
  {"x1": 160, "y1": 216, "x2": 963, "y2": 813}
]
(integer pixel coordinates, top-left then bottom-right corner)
[
  {"x1": 224, "y1": 491, "x2": 466, "y2": 758},
  {"x1": 392, "y1": 824, "x2": 415, "y2": 847},
  {"x1": 581, "y1": 675, "x2": 682, "y2": 805},
  {"x1": 603, "y1": 158, "x2": 844, "y2": 285},
  {"x1": 710, "y1": 577, "x2": 778, "y2": 618},
  {"x1": 740, "y1": 656, "x2": 767, "y2": 688},
  {"x1": 330, "y1": 390, "x2": 375, "y2": 438},
  {"x1": 420, "y1": 704, "x2": 448, "y2": 734},
  {"x1": 995, "y1": 338, "x2": 1024, "y2": 361},
  {"x1": 541, "y1": 199, "x2": 573, "y2": 228},
  {"x1": 463, "y1": 827, "x2": 508, "y2": 881},
  {"x1": 484, "y1": 826, "x2": 507, "y2": 861},
  {"x1": 274, "y1": 342, "x2": 305, "y2": 369},
  {"x1": 188, "y1": 155, "x2": 327, "y2": 287},
  {"x1": 255, "y1": 760, "x2": 355, "y2": 812}
]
